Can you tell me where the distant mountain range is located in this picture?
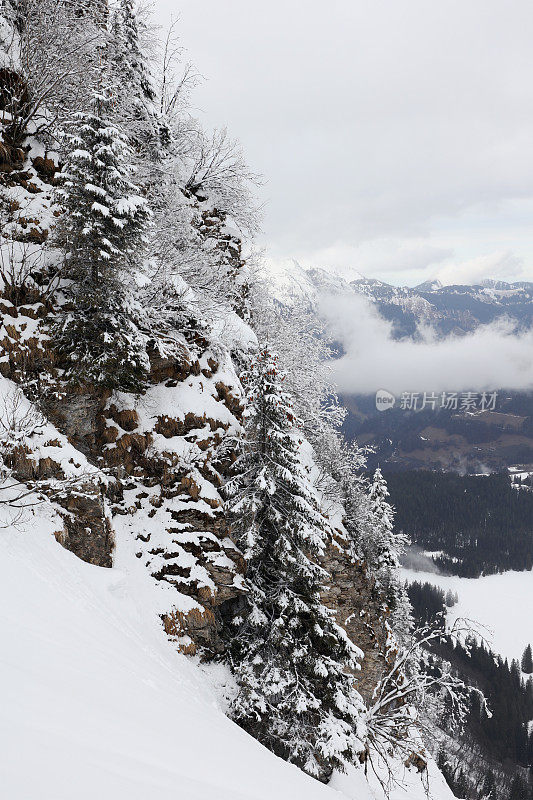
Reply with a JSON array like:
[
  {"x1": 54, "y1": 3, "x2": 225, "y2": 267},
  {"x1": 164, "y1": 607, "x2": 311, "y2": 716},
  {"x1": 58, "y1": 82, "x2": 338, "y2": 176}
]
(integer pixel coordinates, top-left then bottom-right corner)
[
  {"x1": 272, "y1": 262, "x2": 533, "y2": 472},
  {"x1": 273, "y1": 261, "x2": 533, "y2": 339}
]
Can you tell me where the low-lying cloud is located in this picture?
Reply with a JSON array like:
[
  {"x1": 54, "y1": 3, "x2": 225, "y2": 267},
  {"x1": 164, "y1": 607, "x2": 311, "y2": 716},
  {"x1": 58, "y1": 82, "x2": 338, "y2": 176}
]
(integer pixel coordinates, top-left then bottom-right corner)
[{"x1": 321, "y1": 294, "x2": 533, "y2": 395}]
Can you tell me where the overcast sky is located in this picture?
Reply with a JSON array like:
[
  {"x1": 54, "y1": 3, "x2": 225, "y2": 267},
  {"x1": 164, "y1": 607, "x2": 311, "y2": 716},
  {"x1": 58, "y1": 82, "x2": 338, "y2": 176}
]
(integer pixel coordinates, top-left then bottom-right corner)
[{"x1": 155, "y1": 0, "x2": 533, "y2": 286}]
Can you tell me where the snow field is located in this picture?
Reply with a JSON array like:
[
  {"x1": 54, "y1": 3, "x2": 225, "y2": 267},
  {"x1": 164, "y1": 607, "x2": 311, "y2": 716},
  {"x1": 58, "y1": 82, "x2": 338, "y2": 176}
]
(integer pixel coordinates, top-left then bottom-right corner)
[
  {"x1": 0, "y1": 509, "x2": 452, "y2": 799},
  {"x1": 402, "y1": 567, "x2": 533, "y2": 664}
]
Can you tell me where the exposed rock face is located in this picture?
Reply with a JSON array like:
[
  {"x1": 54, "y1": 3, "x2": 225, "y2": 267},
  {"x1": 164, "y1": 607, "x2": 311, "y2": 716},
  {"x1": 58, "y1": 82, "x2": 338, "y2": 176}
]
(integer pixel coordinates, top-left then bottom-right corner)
[
  {"x1": 101, "y1": 341, "x2": 246, "y2": 656},
  {"x1": 58, "y1": 487, "x2": 113, "y2": 568},
  {"x1": 321, "y1": 533, "x2": 389, "y2": 702},
  {"x1": 44, "y1": 390, "x2": 109, "y2": 455}
]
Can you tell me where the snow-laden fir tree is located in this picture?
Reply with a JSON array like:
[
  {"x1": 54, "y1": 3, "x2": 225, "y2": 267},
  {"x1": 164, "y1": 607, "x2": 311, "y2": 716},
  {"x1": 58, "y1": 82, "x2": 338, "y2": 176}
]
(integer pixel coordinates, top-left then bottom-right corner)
[
  {"x1": 521, "y1": 644, "x2": 533, "y2": 674},
  {"x1": 365, "y1": 467, "x2": 409, "y2": 610},
  {"x1": 111, "y1": 0, "x2": 155, "y2": 102},
  {"x1": 108, "y1": 0, "x2": 161, "y2": 161},
  {"x1": 224, "y1": 347, "x2": 366, "y2": 781},
  {"x1": 316, "y1": 439, "x2": 411, "y2": 637},
  {"x1": 52, "y1": 89, "x2": 150, "y2": 392}
]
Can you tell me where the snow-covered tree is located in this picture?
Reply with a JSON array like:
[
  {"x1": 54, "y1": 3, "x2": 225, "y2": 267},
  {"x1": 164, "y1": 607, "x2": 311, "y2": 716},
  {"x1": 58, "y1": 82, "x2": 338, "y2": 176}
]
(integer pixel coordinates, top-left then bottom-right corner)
[
  {"x1": 250, "y1": 284, "x2": 411, "y2": 625},
  {"x1": 368, "y1": 469, "x2": 396, "y2": 563},
  {"x1": 224, "y1": 347, "x2": 365, "y2": 781},
  {"x1": 56, "y1": 90, "x2": 149, "y2": 284},
  {"x1": 52, "y1": 90, "x2": 150, "y2": 391},
  {"x1": 364, "y1": 468, "x2": 409, "y2": 605},
  {"x1": 249, "y1": 284, "x2": 346, "y2": 455},
  {"x1": 317, "y1": 442, "x2": 411, "y2": 636},
  {"x1": 521, "y1": 644, "x2": 533, "y2": 674},
  {"x1": 110, "y1": 0, "x2": 155, "y2": 102},
  {"x1": 445, "y1": 589, "x2": 458, "y2": 608},
  {"x1": 364, "y1": 615, "x2": 475, "y2": 793},
  {"x1": 1, "y1": 0, "x2": 102, "y2": 146},
  {"x1": 184, "y1": 127, "x2": 261, "y2": 234},
  {"x1": 108, "y1": 0, "x2": 161, "y2": 161},
  {"x1": 0, "y1": 388, "x2": 96, "y2": 526}
]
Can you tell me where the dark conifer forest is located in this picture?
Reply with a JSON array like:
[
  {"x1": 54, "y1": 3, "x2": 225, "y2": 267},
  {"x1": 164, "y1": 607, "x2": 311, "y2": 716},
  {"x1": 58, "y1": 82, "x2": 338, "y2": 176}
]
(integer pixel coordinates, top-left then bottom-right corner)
[
  {"x1": 386, "y1": 471, "x2": 533, "y2": 576},
  {"x1": 409, "y1": 581, "x2": 533, "y2": 799}
]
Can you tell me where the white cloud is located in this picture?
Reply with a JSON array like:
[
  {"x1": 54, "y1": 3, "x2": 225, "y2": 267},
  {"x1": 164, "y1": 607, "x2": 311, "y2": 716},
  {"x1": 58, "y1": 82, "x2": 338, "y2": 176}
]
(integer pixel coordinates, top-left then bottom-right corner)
[
  {"x1": 285, "y1": 239, "x2": 453, "y2": 282},
  {"x1": 320, "y1": 294, "x2": 533, "y2": 395},
  {"x1": 434, "y1": 251, "x2": 524, "y2": 286}
]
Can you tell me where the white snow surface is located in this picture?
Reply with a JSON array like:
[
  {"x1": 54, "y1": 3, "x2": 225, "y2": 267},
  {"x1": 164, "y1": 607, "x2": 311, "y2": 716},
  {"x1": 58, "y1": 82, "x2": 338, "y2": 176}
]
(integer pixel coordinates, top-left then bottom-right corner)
[
  {"x1": 402, "y1": 567, "x2": 533, "y2": 664},
  {"x1": 0, "y1": 519, "x2": 334, "y2": 800},
  {"x1": 0, "y1": 511, "x2": 454, "y2": 799}
]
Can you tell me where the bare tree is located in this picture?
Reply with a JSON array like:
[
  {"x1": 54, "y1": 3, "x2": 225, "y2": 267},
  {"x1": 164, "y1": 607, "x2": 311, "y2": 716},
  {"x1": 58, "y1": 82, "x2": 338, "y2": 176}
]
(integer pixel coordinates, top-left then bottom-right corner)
[
  {"x1": 184, "y1": 126, "x2": 262, "y2": 233},
  {"x1": 250, "y1": 280, "x2": 345, "y2": 445},
  {"x1": 362, "y1": 615, "x2": 487, "y2": 796},
  {"x1": 157, "y1": 17, "x2": 198, "y2": 126},
  {"x1": 1, "y1": 0, "x2": 102, "y2": 146},
  {"x1": 0, "y1": 388, "x2": 102, "y2": 527},
  {"x1": 0, "y1": 387, "x2": 48, "y2": 525},
  {"x1": 0, "y1": 191, "x2": 63, "y2": 303}
]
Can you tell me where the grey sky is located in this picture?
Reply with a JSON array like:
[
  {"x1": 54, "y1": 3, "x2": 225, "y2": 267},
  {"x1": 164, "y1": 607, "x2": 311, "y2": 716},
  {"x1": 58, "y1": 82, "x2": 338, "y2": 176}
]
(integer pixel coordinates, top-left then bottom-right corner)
[{"x1": 155, "y1": 0, "x2": 533, "y2": 286}]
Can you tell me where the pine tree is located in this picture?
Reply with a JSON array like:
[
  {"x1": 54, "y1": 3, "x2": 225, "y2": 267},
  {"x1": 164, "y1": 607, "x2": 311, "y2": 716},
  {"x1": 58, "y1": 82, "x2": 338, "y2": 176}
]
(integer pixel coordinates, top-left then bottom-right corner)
[
  {"x1": 368, "y1": 468, "x2": 396, "y2": 566},
  {"x1": 521, "y1": 644, "x2": 533, "y2": 674},
  {"x1": 366, "y1": 468, "x2": 408, "y2": 608},
  {"x1": 108, "y1": 0, "x2": 160, "y2": 160},
  {"x1": 111, "y1": 0, "x2": 155, "y2": 103},
  {"x1": 445, "y1": 589, "x2": 458, "y2": 608},
  {"x1": 52, "y1": 90, "x2": 150, "y2": 391},
  {"x1": 224, "y1": 347, "x2": 365, "y2": 781}
]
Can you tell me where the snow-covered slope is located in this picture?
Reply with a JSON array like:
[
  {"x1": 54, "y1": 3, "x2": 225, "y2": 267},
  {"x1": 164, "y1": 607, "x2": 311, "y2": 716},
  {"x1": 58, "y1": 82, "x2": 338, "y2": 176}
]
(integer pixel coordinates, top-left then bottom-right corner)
[
  {"x1": 0, "y1": 517, "x2": 334, "y2": 800},
  {"x1": 0, "y1": 511, "x2": 452, "y2": 800},
  {"x1": 402, "y1": 567, "x2": 533, "y2": 665}
]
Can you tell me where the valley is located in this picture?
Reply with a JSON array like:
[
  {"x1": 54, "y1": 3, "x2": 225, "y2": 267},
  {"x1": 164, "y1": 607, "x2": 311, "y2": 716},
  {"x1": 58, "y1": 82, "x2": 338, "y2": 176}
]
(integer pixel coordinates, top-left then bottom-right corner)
[{"x1": 402, "y1": 565, "x2": 533, "y2": 666}]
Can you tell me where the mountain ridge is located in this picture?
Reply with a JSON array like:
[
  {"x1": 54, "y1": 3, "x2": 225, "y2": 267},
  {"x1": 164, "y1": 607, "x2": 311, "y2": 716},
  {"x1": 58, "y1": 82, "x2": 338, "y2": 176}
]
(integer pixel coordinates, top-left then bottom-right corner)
[{"x1": 272, "y1": 261, "x2": 533, "y2": 338}]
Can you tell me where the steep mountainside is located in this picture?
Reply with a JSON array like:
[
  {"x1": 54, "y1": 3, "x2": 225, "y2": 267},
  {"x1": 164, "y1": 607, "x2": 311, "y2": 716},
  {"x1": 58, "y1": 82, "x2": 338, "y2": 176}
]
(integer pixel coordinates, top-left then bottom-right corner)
[
  {"x1": 0, "y1": 147, "x2": 426, "y2": 797},
  {"x1": 0, "y1": 3, "x2": 483, "y2": 798}
]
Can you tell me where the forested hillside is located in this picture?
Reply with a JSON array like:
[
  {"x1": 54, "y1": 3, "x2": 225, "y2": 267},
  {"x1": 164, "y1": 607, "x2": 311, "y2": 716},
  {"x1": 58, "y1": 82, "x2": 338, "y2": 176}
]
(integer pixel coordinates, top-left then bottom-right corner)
[
  {"x1": 408, "y1": 581, "x2": 533, "y2": 800},
  {"x1": 341, "y1": 394, "x2": 533, "y2": 473},
  {"x1": 386, "y1": 471, "x2": 533, "y2": 576},
  {"x1": 0, "y1": 2, "x2": 467, "y2": 798}
]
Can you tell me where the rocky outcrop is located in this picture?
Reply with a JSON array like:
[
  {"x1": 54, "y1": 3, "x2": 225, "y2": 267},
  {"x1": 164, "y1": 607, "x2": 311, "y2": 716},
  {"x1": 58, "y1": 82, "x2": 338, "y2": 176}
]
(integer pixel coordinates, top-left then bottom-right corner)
[
  {"x1": 101, "y1": 342, "x2": 246, "y2": 655},
  {"x1": 0, "y1": 141, "x2": 390, "y2": 694},
  {"x1": 57, "y1": 487, "x2": 113, "y2": 568},
  {"x1": 45, "y1": 390, "x2": 110, "y2": 455},
  {"x1": 321, "y1": 533, "x2": 390, "y2": 702}
]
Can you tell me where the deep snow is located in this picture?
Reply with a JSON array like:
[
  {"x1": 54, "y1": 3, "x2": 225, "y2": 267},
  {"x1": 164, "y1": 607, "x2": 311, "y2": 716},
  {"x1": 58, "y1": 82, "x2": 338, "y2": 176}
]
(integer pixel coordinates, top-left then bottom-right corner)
[
  {"x1": 0, "y1": 508, "x2": 453, "y2": 799},
  {"x1": 0, "y1": 518, "x2": 334, "y2": 800}
]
